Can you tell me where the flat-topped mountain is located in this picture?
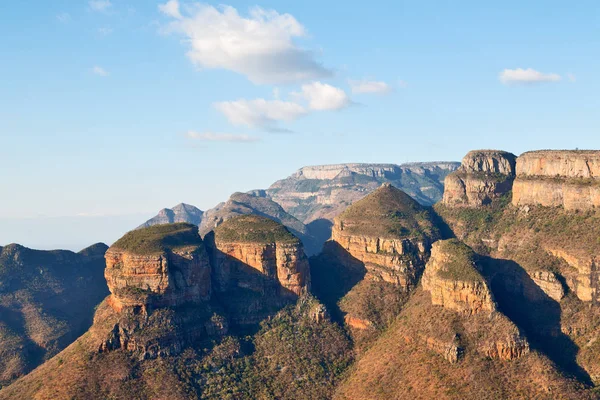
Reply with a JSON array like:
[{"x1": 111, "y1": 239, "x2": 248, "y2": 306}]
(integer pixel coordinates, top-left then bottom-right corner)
[
  {"x1": 0, "y1": 243, "x2": 109, "y2": 387},
  {"x1": 267, "y1": 161, "x2": 459, "y2": 223}
]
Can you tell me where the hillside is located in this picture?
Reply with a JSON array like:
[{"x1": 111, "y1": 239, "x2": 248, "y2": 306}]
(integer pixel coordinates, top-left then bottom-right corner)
[
  {"x1": 0, "y1": 243, "x2": 109, "y2": 388},
  {"x1": 137, "y1": 203, "x2": 204, "y2": 229}
]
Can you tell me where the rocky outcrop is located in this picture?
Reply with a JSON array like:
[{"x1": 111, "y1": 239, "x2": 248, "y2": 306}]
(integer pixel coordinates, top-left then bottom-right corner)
[
  {"x1": 512, "y1": 150, "x2": 600, "y2": 211},
  {"x1": 442, "y1": 150, "x2": 517, "y2": 207},
  {"x1": 545, "y1": 247, "x2": 599, "y2": 302},
  {"x1": 138, "y1": 203, "x2": 203, "y2": 229},
  {"x1": 529, "y1": 269, "x2": 565, "y2": 302},
  {"x1": 104, "y1": 224, "x2": 211, "y2": 313},
  {"x1": 209, "y1": 215, "x2": 310, "y2": 298},
  {"x1": 422, "y1": 240, "x2": 495, "y2": 315},
  {"x1": 330, "y1": 184, "x2": 440, "y2": 290}
]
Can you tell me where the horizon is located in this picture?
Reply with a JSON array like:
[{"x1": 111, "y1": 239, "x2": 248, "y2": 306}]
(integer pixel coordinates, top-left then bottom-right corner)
[{"x1": 2, "y1": 0, "x2": 599, "y2": 249}]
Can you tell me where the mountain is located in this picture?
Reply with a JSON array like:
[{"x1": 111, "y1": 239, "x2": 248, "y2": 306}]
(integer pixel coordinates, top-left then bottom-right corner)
[
  {"x1": 137, "y1": 203, "x2": 203, "y2": 229},
  {"x1": 266, "y1": 162, "x2": 459, "y2": 224},
  {"x1": 1, "y1": 221, "x2": 350, "y2": 399},
  {"x1": 0, "y1": 243, "x2": 109, "y2": 388}
]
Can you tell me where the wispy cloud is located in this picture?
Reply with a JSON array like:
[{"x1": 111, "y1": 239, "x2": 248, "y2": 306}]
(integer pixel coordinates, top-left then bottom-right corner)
[
  {"x1": 214, "y1": 99, "x2": 307, "y2": 129},
  {"x1": 349, "y1": 79, "x2": 391, "y2": 94},
  {"x1": 89, "y1": 0, "x2": 112, "y2": 12},
  {"x1": 186, "y1": 131, "x2": 260, "y2": 143},
  {"x1": 499, "y1": 68, "x2": 561, "y2": 85},
  {"x1": 567, "y1": 73, "x2": 577, "y2": 83},
  {"x1": 92, "y1": 66, "x2": 109, "y2": 76},
  {"x1": 158, "y1": 1, "x2": 332, "y2": 84},
  {"x1": 56, "y1": 13, "x2": 71, "y2": 23},
  {"x1": 98, "y1": 27, "x2": 113, "y2": 36}
]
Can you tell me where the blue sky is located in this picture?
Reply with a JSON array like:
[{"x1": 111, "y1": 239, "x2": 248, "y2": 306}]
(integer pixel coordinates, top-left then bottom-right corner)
[{"x1": 1, "y1": 0, "x2": 599, "y2": 249}]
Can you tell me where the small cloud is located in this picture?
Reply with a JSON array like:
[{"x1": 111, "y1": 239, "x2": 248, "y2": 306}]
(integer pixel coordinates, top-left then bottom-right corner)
[
  {"x1": 567, "y1": 73, "x2": 576, "y2": 83},
  {"x1": 98, "y1": 27, "x2": 113, "y2": 36},
  {"x1": 214, "y1": 99, "x2": 307, "y2": 129},
  {"x1": 56, "y1": 13, "x2": 71, "y2": 23},
  {"x1": 349, "y1": 79, "x2": 391, "y2": 94},
  {"x1": 499, "y1": 68, "x2": 561, "y2": 85},
  {"x1": 300, "y1": 82, "x2": 351, "y2": 111},
  {"x1": 158, "y1": 2, "x2": 332, "y2": 84},
  {"x1": 92, "y1": 66, "x2": 109, "y2": 76},
  {"x1": 158, "y1": 0, "x2": 182, "y2": 19},
  {"x1": 185, "y1": 131, "x2": 260, "y2": 143},
  {"x1": 89, "y1": 0, "x2": 112, "y2": 12}
]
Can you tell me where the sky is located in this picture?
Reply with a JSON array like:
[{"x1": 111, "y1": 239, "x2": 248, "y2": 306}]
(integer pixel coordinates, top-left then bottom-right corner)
[{"x1": 1, "y1": 0, "x2": 599, "y2": 250}]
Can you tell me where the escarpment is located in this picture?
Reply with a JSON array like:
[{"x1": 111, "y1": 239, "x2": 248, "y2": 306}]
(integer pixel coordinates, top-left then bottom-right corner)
[
  {"x1": 512, "y1": 150, "x2": 600, "y2": 211},
  {"x1": 105, "y1": 223, "x2": 211, "y2": 312},
  {"x1": 442, "y1": 150, "x2": 517, "y2": 207},
  {"x1": 422, "y1": 239, "x2": 495, "y2": 315},
  {"x1": 330, "y1": 183, "x2": 440, "y2": 290}
]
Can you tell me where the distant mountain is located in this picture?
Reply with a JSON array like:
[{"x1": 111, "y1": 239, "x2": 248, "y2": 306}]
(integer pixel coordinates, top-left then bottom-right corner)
[
  {"x1": 266, "y1": 162, "x2": 460, "y2": 224},
  {"x1": 0, "y1": 243, "x2": 109, "y2": 388},
  {"x1": 137, "y1": 203, "x2": 203, "y2": 229}
]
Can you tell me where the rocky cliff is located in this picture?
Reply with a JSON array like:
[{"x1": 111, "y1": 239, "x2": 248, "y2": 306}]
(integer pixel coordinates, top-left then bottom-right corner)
[
  {"x1": 422, "y1": 240, "x2": 495, "y2": 315},
  {"x1": 105, "y1": 223, "x2": 211, "y2": 313},
  {"x1": 512, "y1": 150, "x2": 600, "y2": 211},
  {"x1": 208, "y1": 215, "x2": 310, "y2": 299},
  {"x1": 442, "y1": 150, "x2": 517, "y2": 207},
  {"x1": 330, "y1": 183, "x2": 440, "y2": 290}
]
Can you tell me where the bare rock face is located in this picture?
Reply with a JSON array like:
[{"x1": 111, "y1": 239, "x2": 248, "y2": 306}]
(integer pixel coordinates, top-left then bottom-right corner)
[
  {"x1": 208, "y1": 215, "x2": 310, "y2": 298},
  {"x1": 528, "y1": 269, "x2": 565, "y2": 302},
  {"x1": 512, "y1": 150, "x2": 600, "y2": 211},
  {"x1": 545, "y1": 247, "x2": 599, "y2": 302},
  {"x1": 422, "y1": 239, "x2": 495, "y2": 315},
  {"x1": 330, "y1": 184, "x2": 440, "y2": 290},
  {"x1": 442, "y1": 150, "x2": 517, "y2": 207},
  {"x1": 104, "y1": 224, "x2": 211, "y2": 313}
]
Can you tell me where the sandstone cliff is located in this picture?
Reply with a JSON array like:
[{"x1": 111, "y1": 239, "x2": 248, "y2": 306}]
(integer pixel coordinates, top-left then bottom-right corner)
[
  {"x1": 105, "y1": 223, "x2": 211, "y2": 313},
  {"x1": 442, "y1": 150, "x2": 517, "y2": 207},
  {"x1": 512, "y1": 150, "x2": 600, "y2": 211},
  {"x1": 422, "y1": 239, "x2": 495, "y2": 315},
  {"x1": 208, "y1": 215, "x2": 310, "y2": 299},
  {"x1": 330, "y1": 183, "x2": 440, "y2": 290}
]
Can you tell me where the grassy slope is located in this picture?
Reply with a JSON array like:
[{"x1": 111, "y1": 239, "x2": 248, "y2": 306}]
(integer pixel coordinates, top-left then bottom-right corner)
[
  {"x1": 214, "y1": 215, "x2": 300, "y2": 244},
  {"x1": 111, "y1": 223, "x2": 203, "y2": 255}
]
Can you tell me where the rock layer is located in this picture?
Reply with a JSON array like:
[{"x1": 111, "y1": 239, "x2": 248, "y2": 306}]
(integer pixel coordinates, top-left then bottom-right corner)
[
  {"x1": 422, "y1": 240, "x2": 495, "y2": 315},
  {"x1": 209, "y1": 215, "x2": 310, "y2": 298},
  {"x1": 104, "y1": 224, "x2": 211, "y2": 312},
  {"x1": 330, "y1": 184, "x2": 439, "y2": 290},
  {"x1": 512, "y1": 150, "x2": 600, "y2": 211},
  {"x1": 442, "y1": 150, "x2": 517, "y2": 207}
]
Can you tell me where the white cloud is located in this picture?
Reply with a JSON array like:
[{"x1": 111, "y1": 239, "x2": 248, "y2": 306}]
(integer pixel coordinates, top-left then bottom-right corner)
[
  {"x1": 300, "y1": 82, "x2": 350, "y2": 110},
  {"x1": 159, "y1": 0, "x2": 182, "y2": 19},
  {"x1": 92, "y1": 66, "x2": 109, "y2": 76},
  {"x1": 56, "y1": 13, "x2": 71, "y2": 23},
  {"x1": 186, "y1": 131, "x2": 260, "y2": 143},
  {"x1": 158, "y1": 2, "x2": 332, "y2": 84},
  {"x1": 349, "y1": 79, "x2": 391, "y2": 94},
  {"x1": 89, "y1": 0, "x2": 112, "y2": 12},
  {"x1": 499, "y1": 68, "x2": 561, "y2": 85},
  {"x1": 214, "y1": 99, "x2": 307, "y2": 128}
]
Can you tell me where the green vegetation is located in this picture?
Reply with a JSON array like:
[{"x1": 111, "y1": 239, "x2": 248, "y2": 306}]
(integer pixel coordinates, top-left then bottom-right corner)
[
  {"x1": 214, "y1": 215, "x2": 299, "y2": 244},
  {"x1": 435, "y1": 239, "x2": 483, "y2": 282},
  {"x1": 338, "y1": 184, "x2": 440, "y2": 240},
  {"x1": 111, "y1": 223, "x2": 203, "y2": 255}
]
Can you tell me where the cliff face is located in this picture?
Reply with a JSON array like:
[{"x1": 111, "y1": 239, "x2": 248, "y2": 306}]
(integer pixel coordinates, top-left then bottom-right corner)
[
  {"x1": 421, "y1": 240, "x2": 495, "y2": 315},
  {"x1": 137, "y1": 203, "x2": 203, "y2": 229},
  {"x1": 207, "y1": 215, "x2": 311, "y2": 325},
  {"x1": 330, "y1": 184, "x2": 440, "y2": 291},
  {"x1": 513, "y1": 150, "x2": 600, "y2": 211},
  {"x1": 442, "y1": 150, "x2": 517, "y2": 207},
  {"x1": 104, "y1": 224, "x2": 211, "y2": 313}
]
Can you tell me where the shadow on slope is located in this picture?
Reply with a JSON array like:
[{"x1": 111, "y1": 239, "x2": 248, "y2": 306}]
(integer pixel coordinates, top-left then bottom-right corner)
[{"x1": 480, "y1": 256, "x2": 592, "y2": 385}]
